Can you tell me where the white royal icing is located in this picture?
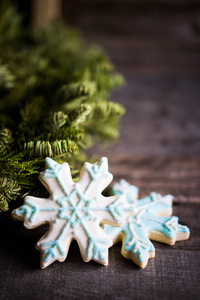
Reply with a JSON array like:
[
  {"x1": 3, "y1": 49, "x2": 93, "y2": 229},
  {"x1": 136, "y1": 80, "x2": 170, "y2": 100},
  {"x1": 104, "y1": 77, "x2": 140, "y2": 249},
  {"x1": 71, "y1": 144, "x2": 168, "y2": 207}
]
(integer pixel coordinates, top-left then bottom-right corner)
[{"x1": 12, "y1": 158, "x2": 135, "y2": 268}]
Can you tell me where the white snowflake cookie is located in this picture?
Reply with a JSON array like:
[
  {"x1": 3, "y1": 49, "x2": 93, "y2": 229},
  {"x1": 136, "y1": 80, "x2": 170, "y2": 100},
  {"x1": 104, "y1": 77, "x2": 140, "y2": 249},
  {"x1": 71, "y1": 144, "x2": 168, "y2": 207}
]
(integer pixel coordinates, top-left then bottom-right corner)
[{"x1": 12, "y1": 157, "x2": 136, "y2": 268}]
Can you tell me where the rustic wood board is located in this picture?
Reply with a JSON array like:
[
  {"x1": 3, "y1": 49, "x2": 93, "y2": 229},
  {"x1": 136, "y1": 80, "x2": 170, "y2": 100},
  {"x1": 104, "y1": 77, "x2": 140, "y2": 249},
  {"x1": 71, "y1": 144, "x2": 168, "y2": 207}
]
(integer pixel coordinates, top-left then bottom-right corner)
[
  {"x1": 63, "y1": 0, "x2": 200, "y2": 76},
  {"x1": 107, "y1": 155, "x2": 200, "y2": 202},
  {"x1": 0, "y1": 158, "x2": 199, "y2": 299},
  {"x1": 1, "y1": 1, "x2": 200, "y2": 299},
  {"x1": 63, "y1": 1, "x2": 200, "y2": 157}
]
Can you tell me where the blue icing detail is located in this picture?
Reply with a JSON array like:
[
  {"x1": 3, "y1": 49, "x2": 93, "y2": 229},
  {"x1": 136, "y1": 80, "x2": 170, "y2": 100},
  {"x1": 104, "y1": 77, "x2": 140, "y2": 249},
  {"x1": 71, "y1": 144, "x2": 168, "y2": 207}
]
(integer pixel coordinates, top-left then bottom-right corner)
[
  {"x1": 43, "y1": 240, "x2": 64, "y2": 262},
  {"x1": 16, "y1": 200, "x2": 38, "y2": 222},
  {"x1": 44, "y1": 161, "x2": 62, "y2": 178},
  {"x1": 106, "y1": 179, "x2": 190, "y2": 266},
  {"x1": 123, "y1": 222, "x2": 155, "y2": 262},
  {"x1": 43, "y1": 157, "x2": 71, "y2": 196},
  {"x1": 107, "y1": 197, "x2": 123, "y2": 222},
  {"x1": 111, "y1": 179, "x2": 139, "y2": 204},
  {"x1": 13, "y1": 158, "x2": 127, "y2": 266},
  {"x1": 107, "y1": 196, "x2": 134, "y2": 223},
  {"x1": 84, "y1": 157, "x2": 110, "y2": 184},
  {"x1": 87, "y1": 237, "x2": 110, "y2": 263}
]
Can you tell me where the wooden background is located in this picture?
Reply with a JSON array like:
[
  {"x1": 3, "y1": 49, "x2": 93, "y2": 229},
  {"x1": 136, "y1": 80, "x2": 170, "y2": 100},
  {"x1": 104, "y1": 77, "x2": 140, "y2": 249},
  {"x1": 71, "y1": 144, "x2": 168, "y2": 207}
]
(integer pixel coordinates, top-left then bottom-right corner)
[{"x1": 1, "y1": 1, "x2": 200, "y2": 299}]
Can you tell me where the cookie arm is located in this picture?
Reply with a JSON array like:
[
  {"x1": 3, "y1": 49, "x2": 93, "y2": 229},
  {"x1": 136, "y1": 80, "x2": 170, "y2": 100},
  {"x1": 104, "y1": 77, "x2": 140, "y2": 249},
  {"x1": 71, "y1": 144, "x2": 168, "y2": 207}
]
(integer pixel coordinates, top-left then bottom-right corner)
[
  {"x1": 75, "y1": 221, "x2": 112, "y2": 266},
  {"x1": 11, "y1": 196, "x2": 59, "y2": 228}
]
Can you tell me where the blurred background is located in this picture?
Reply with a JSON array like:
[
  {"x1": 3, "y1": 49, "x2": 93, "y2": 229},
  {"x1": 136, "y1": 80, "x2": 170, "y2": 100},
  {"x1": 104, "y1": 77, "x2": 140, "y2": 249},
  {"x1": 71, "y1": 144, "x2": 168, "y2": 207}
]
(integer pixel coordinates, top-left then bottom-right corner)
[{"x1": 9, "y1": 0, "x2": 200, "y2": 157}]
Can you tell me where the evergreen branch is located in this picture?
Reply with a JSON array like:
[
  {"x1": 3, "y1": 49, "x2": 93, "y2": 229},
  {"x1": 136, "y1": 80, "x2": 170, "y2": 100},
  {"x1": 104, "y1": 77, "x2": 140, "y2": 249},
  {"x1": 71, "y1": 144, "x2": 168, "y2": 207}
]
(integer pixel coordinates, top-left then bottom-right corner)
[
  {"x1": 96, "y1": 73, "x2": 124, "y2": 90},
  {"x1": 0, "y1": 128, "x2": 14, "y2": 147},
  {"x1": 54, "y1": 81, "x2": 97, "y2": 109},
  {"x1": 0, "y1": 151, "x2": 40, "y2": 180},
  {"x1": 0, "y1": 0, "x2": 22, "y2": 45},
  {"x1": 90, "y1": 124, "x2": 120, "y2": 140},
  {"x1": 68, "y1": 104, "x2": 91, "y2": 127},
  {"x1": 0, "y1": 63, "x2": 15, "y2": 89},
  {"x1": 0, "y1": 177, "x2": 21, "y2": 212},
  {"x1": 89, "y1": 101, "x2": 125, "y2": 119},
  {"x1": 24, "y1": 140, "x2": 78, "y2": 158},
  {"x1": 0, "y1": 3, "x2": 125, "y2": 211},
  {"x1": 44, "y1": 111, "x2": 68, "y2": 131},
  {"x1": 62, "y1": 96, "x2": 88, "y2": 111},
  {"x1": 48, "y1": 127, "x2": 84, "y2": 143},
  {"x1": 18, "y1": 96, "x2": 47, "y2": 138}
]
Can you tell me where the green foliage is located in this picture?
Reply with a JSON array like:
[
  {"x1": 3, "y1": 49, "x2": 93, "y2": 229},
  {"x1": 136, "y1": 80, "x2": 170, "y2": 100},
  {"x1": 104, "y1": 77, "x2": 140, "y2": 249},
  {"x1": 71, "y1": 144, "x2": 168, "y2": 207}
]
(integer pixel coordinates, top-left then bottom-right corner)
[
  {"x1": 0, "y1": 178, "x2": 21, "y2": 212},
  {"x1": 0, "y1": 2, "x2": 125, "y2": 212}
]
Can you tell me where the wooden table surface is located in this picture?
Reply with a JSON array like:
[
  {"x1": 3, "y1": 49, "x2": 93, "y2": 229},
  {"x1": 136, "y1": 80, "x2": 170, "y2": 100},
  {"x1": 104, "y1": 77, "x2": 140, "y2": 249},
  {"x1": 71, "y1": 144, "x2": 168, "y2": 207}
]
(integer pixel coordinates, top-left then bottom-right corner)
[{"x1": 1, "y1": 1, "x2": 200, "y2": 299}]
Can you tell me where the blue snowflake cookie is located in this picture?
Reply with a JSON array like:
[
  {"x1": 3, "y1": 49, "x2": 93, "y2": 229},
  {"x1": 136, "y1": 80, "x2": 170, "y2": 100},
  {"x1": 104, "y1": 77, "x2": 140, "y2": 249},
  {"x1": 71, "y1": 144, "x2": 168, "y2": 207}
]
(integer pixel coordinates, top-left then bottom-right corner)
[{"x1": 105, "y1": 179, "x2": 190, "y2": 268}]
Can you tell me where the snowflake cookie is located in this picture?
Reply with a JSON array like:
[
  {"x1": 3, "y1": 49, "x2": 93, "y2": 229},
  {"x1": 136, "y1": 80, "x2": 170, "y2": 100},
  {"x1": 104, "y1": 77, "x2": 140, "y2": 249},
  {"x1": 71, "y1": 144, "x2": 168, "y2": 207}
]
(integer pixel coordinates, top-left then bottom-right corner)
[
  {"x1": 111, "y1": 179, "x2": 139, "y2": 203},
  {"x1": 12, "y1": 158, "x2": 135, "y2": 268},
  {"x1": 105, "y1": 179, "x2": 190, "y2": 268}
]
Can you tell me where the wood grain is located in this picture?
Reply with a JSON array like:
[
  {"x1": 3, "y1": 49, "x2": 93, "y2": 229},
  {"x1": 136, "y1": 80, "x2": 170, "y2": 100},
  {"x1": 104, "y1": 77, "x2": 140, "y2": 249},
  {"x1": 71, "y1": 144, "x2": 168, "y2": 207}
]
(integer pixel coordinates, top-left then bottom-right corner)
[
  {"x1": 63, "y1": 1, "x2": 200, "y2": 157},
  {"x1": 1, "y1": 1, "x2": 200, "y2": 299},
  {"x1": 0, "y1": 200, "x2": 199, "y2": 300},
  {"x1": 108, "y1": 155, "x2": 200, "y2": 202}
]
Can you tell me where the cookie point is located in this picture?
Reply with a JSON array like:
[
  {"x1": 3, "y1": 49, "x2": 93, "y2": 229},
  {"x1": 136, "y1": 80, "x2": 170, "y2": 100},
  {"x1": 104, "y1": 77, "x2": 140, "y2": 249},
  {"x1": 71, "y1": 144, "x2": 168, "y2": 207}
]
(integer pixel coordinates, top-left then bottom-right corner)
[
  {"x1": 100, "y1": 156, "x2": 108, "y2": 163},
  {"x1": 45, "y1": 157, "x2": 53, "y2": 164},
  {"x1": 100, "y1": 157, "x2": 109, "y2": 169},
  {"x1": 166, "y1": 194, "x2": 174, "y2": 203}
]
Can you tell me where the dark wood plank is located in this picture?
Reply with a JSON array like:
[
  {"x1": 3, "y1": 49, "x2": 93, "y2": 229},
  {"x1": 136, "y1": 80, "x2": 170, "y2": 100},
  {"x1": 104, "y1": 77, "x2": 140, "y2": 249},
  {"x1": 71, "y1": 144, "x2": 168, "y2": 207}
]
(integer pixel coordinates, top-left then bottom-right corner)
[
  {"x1": 1, "y1": 156, "x2": 199, "y2": 299},
  {"x1": 63, "y1": 1, "x2": 200, "y2": 75},
  {"x1": 0, "y1": 200, "x2": 199, "y2": 300},
  {"x1": 107, "y1": 155, "x2": 200, "y2": 202},
  {"x1": 63, "y1": 1, "x2": 200, "y2": 157},
  {"x1": 89, "y1": 74, "x2": 200, "y2": 157},
  {"x1": 1, "y1": 2, "x2": 200, "y2": 299}
]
